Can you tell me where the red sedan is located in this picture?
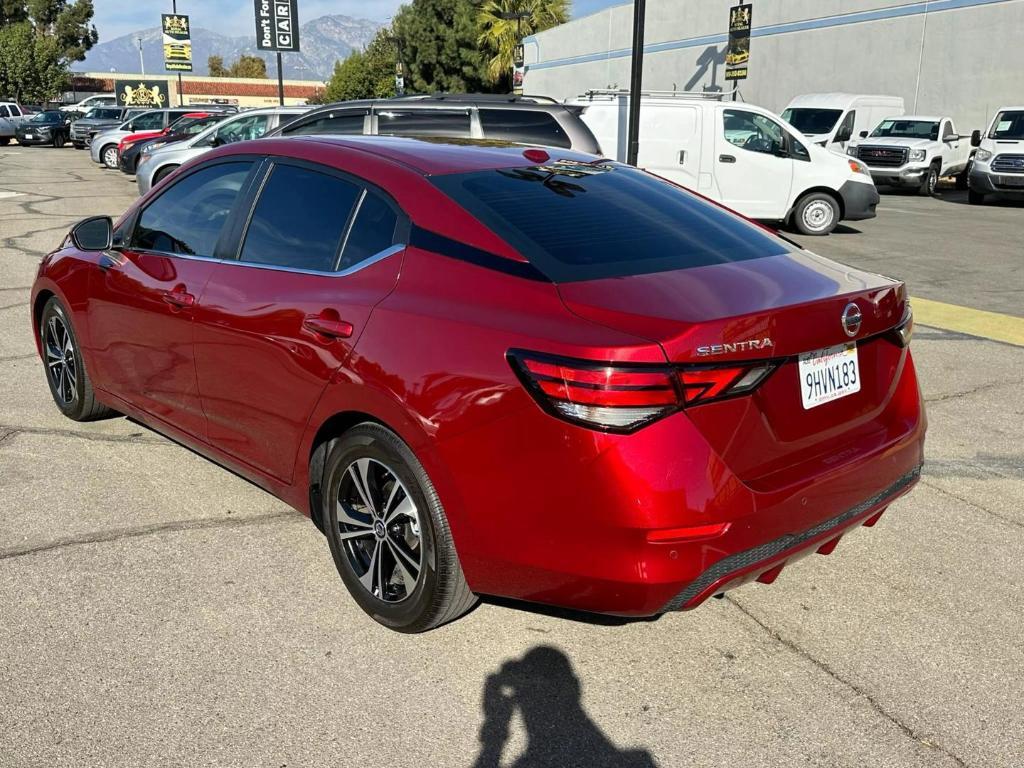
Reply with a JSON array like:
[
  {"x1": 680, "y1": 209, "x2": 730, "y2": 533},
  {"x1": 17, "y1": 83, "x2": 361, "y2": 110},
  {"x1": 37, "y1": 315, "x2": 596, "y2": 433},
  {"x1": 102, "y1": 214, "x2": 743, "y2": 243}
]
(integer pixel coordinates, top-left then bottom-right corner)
[{"x1": 31, "y1": 136, "x2": 925, "y2": 632}]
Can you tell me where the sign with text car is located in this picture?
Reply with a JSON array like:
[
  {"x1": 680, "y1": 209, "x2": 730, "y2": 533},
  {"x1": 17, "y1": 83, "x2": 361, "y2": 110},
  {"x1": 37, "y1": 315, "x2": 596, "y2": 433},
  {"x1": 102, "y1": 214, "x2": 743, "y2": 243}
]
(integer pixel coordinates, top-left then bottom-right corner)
[
  {"x1": 254, "y1": 0, "x2": 300, "y2": 52},
  {"x1": 114, "y1": 79, "x2": 168, "y2": 108},
  {"x1": 162, "y1": 13, "x2": 193, "y2": 72},
  {"x1": 725, "y1": 3, "x2": 752, "y2": 81}
]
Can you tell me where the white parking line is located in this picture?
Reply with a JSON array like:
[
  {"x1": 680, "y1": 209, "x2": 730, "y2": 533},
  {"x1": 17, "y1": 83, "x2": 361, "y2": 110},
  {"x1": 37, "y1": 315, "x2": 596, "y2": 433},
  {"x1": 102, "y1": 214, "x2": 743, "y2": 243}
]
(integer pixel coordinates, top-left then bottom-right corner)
[
  {"x1": 880, "y1": 206, "x2": 937, "y2": 216},
  {"x1": 0, "y1": 191, "x2": 25, "y2": 199}
]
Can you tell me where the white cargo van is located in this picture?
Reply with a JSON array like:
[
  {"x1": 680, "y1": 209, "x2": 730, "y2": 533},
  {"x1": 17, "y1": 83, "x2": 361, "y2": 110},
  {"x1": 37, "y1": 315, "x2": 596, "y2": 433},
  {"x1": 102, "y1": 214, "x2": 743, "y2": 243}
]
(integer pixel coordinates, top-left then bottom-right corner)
[
  {"x1": 782, "y1": 93, "x2": 905, "y2": 151},
  {"x1": 968, "y1": 106, "x2": 1024, "y2": 204},
  {"x1": 571, "y1": 90, "x2": 879, "y2": 235}
]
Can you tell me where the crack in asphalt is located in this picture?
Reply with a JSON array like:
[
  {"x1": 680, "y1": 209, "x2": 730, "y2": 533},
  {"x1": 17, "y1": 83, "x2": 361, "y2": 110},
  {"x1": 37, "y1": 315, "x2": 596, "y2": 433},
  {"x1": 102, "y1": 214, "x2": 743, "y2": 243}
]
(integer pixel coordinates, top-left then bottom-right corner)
[
  {"x1": 725, "y1": 595, "x2": 970, "y2": 768},
  {"x1": 0, "y1": 353, "x2": 35, "y2": 362},
  {"x1": 924, "y1": 381, "x2": 1009, "y2": 404},
  {"x1": 0, "y1": 510, "x2": 303, "y2": 562},
  {"x1": 0, "y1": 423, "x2": 169, "y2": 446},
  {"x1": 0, "y1": 286, "x2": 32, "y2": 293},
  {"x1": 920, "y1": 478, "x2": 1024, "y2": 530}
]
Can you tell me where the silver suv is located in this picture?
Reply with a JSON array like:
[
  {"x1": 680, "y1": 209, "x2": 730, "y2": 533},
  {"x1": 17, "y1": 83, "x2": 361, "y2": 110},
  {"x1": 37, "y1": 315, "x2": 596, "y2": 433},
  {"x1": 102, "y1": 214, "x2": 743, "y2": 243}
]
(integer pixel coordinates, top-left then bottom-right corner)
[
  {"x1": 265, "y1": 94, "x2": 602, "y2": 153},
  {"x1": 136, "y1": 106, "x2": 309, "y2": 194}
]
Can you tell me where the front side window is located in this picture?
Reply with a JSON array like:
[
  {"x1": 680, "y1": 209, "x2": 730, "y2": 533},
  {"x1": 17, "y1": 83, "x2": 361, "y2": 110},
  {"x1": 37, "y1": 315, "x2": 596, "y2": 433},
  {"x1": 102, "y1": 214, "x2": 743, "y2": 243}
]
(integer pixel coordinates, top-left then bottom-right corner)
[
  {"x1": 724, "y1": 109, "x2": 784, "y2": 155},
  {"x1": 376, "y1": 109, "x2": 471, "y2": 139},
  {"x1": 213, "y1": 114, "x2": 271, "y2": 145},
  {"x1": 780, "y1": 108, "x2": 842, "y2": 135},
  {"x1": 284, "y1": 111, "x2": 367, "y2": 136},
  {"x1": 942, "y1": 121, "x2": 957, "y2": 140},
  {"x1": 430, "y1": 161, "x2": 789, "y2": 283},
  {"x1": 130, "y1": 112, "x2": 165, "y2": 131},
  {"x1": 835, "y1": 110, "x2": 855, "y2": 140},
  {"x1": 88, "y1": 108, "x2": 123, "y2": 120},
  {"x1": 0, "y1": 106, "x2": 9, "y2": 118},
  {"x1": 870, "y1": 119, "x2": 940, "y2": 140},
  {"x1": 478, "y1": 109, "x2": 571, "y2": 148},
  {"x1": 9, "y1": 104, "x2": 21, "y2": 116},
  {"x1": 239, "y1": 164, "x2": 360, "y2": 272},
  {"x1": 338, "y1": 192, "x2": 399, "y2": 271},
  {"x1": 134, "y1": 162, "x2": 253, "y2": 257}
]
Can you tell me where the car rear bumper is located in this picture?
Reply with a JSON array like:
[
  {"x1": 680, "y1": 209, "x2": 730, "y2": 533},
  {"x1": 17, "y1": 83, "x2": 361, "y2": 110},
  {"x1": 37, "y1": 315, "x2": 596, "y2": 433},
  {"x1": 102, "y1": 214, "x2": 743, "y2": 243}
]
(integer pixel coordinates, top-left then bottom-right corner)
[{"x1": 837, "y1": 179, "x2": 880, "y2": 220}]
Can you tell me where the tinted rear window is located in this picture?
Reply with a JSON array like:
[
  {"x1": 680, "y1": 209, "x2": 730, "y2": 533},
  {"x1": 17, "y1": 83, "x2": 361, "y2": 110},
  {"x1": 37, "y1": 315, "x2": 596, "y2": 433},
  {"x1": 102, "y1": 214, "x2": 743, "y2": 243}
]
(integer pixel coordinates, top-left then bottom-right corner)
[
  {"x1": 377, "y1": 109, "x2": 471, "y2": 138},
  {"x1": 479, "y1": 109, "x2": 571, "y2": 148},
  {"x1": 284, "y1": 111, "x2": 366, "y2": 136},
  {"x1": 430, "y1": 161, "x2": 788, "y2": 283}
]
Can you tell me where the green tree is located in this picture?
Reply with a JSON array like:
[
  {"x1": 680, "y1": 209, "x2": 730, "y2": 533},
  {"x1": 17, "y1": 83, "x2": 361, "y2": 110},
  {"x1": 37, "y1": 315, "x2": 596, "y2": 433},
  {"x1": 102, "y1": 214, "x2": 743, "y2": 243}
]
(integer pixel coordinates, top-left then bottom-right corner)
[
  {"x1": 477, "y1": 0, "x2": 567, "y2": 86},
  {"x1": 322, "y1": 28, "x2": 397, "y2": 102},
  {"x1": 208, "y1": 54, "x2": 268, "y2": 79},
  {"x1": 207, "y1": 54, "x2": 227, "y2": 77},
  {"x1": 0, "y1": 0, "x2": 97, "y2": 101},
  {"x1": 393, "y1": 0, "x2": 490, "y2": 94}
]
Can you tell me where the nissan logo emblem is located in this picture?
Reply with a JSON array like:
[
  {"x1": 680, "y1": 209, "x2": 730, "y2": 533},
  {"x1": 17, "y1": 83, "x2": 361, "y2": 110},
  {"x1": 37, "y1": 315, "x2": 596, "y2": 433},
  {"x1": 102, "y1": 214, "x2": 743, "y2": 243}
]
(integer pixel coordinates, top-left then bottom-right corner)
[{"x1": 841, "y1": 303, "x2": 862, "y2": 337}]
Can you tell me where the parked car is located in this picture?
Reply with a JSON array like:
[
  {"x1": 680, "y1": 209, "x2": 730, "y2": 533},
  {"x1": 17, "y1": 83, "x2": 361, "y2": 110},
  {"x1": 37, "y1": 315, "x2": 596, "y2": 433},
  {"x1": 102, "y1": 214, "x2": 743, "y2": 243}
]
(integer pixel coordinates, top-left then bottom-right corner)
[
  {"x1": 31, "y1": 136, "x2": 925, "y2": 632},
  {"x1": 118, "y1": 112, "x2": 228, "y2": 174},
  {"x1": 90, "y1": 108, "x2": 211, "y2": 169},
  {"x1": 968, "y1": 106, "x2": 1024, "y2": 204},
  {"x1": 570, "y1": 90, "x2": 878, "y2": 235},
  {"x1": 846, "y1": 115, "x2": 972, "y2": 194},
  {"x1": 136, "y1": 105, "x2": 308, "y2": 193},
  {"x1": 61, "y1": 95, "x2": 116, "y2": 113},
  {"x1": 0, "y1": 101, "x2": 28, "y2": 145},
  {"x1": 266, "y1": 93, "x2": 601, "y2": 153},
  {"x1": 14, "y1": 110, "x2": 73, "y2": 147},
  {"x1": 70, "y1": 106, "x2": 148, "y2": 149},
  {"x1": 782, "y1": 93, "x2": 905, "y2": 152}
]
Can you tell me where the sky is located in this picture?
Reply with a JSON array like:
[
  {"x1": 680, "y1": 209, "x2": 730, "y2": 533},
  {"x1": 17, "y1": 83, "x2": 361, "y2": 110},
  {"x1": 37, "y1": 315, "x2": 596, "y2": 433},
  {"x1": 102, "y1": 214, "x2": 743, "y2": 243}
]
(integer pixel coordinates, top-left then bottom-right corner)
[{"x1": 91, "y1": 0, "x2": 623, "y2": 42}]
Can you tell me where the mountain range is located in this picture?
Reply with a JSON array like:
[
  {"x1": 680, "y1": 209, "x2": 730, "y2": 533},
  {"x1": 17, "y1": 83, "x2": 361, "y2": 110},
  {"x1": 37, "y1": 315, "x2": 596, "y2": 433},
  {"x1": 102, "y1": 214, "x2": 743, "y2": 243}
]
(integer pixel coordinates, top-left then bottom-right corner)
[{"x1": 77, "y1": 14, "x2": 382, "y2": 81}]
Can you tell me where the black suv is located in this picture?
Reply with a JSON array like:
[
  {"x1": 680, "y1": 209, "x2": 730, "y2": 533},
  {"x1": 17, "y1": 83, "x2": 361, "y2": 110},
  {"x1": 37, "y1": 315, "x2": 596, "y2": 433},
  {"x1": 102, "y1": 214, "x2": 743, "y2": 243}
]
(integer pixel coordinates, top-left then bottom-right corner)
[{"x1": 268, "y1": 94, "x2": 602, "y2": 153}]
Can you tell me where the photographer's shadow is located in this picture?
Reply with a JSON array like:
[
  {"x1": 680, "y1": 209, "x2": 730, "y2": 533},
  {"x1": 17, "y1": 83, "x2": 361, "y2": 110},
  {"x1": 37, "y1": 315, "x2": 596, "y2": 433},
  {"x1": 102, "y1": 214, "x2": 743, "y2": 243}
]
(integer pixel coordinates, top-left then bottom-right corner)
[{"x1": 472, "y1": 646, "x2": 658, "y2": 768}]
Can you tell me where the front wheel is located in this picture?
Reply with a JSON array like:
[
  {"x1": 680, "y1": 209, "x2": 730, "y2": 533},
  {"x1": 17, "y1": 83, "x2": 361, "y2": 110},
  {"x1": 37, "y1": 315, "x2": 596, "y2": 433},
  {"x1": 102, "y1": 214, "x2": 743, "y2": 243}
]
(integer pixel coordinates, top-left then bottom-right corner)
[
  {"x1": 101, "y1": 144, "x2": 118, "y2": 168},
  {"x1": 322, "y1": 423, "x2": 477, "y2": 633},
  {"x1": 968, "y1": 189, "x2": 986, "y2": 205},
  {"x1": 0, "y1": 137, "x2": 9, "y2": 146},
  {"x1": 40, "y1": 297, "x2": 115, "y2": 421},
  {"x1": 152, "y1": 164, "x2": 178, "y2": 185},
  {"x1": 918, "y1": 165, "x2": 939, "y2": 196},
  {"x1": 53, "y1": 132, "x2": 65, "y2": 149},
  {"x1": 792, "y1": 192, "x2": 839, "y2": 236}
]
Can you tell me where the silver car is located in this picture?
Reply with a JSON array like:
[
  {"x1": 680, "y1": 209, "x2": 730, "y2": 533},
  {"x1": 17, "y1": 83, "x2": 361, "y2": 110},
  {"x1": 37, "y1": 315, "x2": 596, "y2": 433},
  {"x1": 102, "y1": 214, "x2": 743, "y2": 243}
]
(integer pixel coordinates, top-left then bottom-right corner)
[
  {"x1": 136, "y1": 106, "x2": 309, "y2": 194},
  {"x1": 89, "y1": 108, "x2": 204, "y2": 168}
]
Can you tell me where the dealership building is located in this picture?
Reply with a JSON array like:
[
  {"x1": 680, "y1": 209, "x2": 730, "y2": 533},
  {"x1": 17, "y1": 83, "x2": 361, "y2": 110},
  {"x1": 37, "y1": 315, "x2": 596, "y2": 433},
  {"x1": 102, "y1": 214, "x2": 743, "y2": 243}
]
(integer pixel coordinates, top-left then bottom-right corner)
[
  {"x1": 67, "y1": 72, "x2": 324, "y2": 108},
  {"x1": 523, "y1": 0, "x2": 1024, "y2": 130}
]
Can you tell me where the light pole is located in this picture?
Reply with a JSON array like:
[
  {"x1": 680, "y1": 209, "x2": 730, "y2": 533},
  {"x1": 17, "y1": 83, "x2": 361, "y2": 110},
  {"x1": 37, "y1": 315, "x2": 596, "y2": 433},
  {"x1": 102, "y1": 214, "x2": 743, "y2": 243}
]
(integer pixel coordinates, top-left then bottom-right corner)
[
  {"x1": 136, "y1": 36, "x2": 145, "y2": 74},
  {"x1": 626, "y1": 0, "x2": 646, "y2": 166},
  {"x1": 171, "y1": 0, "x2": 183, "y2": 106},
  {"x1": 498, "y1": 10, "x2": 531, "y2": 94}
]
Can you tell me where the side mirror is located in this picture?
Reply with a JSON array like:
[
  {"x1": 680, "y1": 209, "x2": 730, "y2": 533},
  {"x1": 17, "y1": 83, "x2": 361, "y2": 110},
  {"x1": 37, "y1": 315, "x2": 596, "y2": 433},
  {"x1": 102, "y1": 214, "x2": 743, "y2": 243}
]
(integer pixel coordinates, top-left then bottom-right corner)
[
  {"x1": 858, "y1": 130, "x2": 868, "y2": 139},
  {"x1": 209, "y1": 134, "x2": 223, "y2": 148},
  {"x1": 971, "y1": 129, "x2": 981, "y2": 147},
  {"x1": 70, "y1": 216, "x2": 113, "y2": 251}
]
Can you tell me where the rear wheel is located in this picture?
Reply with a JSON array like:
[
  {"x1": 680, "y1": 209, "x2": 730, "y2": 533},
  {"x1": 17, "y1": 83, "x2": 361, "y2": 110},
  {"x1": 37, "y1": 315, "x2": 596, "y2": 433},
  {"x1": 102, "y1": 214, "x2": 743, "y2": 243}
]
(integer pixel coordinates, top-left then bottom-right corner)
[
  {"x1": 0, "y1": 137, "x2": 9, "y2": 146},
  {"x1": 792, "y1": 192, "x2": 839, "y2": 236},
  {"x1": 955, "y1": 161, "x2": 970, "y2": 190},
  {"x1": 322, "y1": 423, "x2": 476, "y2": 632},
  {"x1": 968, "y1": 189, "x2": 986, "y2": 205},
  {"x1": 39, "y1": 297, "x2": 115, "y2": 421},
  {"x1": 53, "y1": 132, "x2": 65, "y2": 149},
  {"x1": 101, "y1": 144, "x2": 118, "y2": 168},
  {"x1": 918, "y1": 164, "x2": 939, "y2": 196}
]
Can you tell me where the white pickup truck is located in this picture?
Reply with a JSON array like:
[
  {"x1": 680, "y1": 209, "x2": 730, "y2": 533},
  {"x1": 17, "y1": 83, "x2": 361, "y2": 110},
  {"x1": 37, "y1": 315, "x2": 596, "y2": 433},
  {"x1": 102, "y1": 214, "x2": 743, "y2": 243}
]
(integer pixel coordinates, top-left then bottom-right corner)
[
  {"x1": 0, "y1": 102, "x2": 29, "y2": 145},
  {"x1": 846, "y1": 115, "x2": 971, "y2": 195}
]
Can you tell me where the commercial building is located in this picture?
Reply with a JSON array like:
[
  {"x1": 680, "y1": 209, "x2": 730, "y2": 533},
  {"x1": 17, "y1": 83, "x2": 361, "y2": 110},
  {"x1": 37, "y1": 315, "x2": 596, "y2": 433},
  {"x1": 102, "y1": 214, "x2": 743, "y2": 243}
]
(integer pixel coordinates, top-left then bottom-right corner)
[
  {"x1": 523, "y1": 0, "x2": 1024, "y2": 130},
  {"x1": 67, "y1": 72, "x2": 325, "y2": 108}
]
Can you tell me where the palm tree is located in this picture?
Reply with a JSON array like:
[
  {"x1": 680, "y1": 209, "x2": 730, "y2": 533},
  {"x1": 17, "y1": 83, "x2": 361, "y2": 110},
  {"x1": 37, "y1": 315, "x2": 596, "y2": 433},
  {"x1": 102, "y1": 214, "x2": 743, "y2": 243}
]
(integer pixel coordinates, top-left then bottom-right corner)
[{"x1": 477, "y1": 0, "x2": 569, "y2": 86}]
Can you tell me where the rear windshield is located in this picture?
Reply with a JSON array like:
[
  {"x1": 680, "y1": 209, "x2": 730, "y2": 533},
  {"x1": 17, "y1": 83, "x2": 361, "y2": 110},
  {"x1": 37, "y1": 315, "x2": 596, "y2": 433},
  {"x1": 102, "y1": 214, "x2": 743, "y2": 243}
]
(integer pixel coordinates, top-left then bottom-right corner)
[{"x1": 430, "y1": 161, "x2": 788, "y2": 283}]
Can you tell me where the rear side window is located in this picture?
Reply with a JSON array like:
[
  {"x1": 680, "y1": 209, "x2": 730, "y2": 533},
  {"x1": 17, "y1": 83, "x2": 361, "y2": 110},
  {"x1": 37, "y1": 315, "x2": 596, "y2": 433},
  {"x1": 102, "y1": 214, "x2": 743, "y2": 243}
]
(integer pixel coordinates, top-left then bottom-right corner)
[
  {"x1": 0, "y1": 106, "x2": 9, "y2": 118},
  {"x1": 284, "y1": 111, "x2": 366, "y2": 136},
  {"x1": 338, "y1": 192, "x2": 398, "y2": 271},
  {"x1": 239, "y1": 164, "x2": 360, "y2": 272},
  {"x1": 376, "y1": 109, "x2": 471, "y2": 138},
  {"x1": 91, "y1": 108, "x2": 122, "y2": 120},
  {"x1": 134, "y1": 162, "x2": 253, "y2": 257},
  {"x1": 130, "y1": 112, "x2": 164, "y2": 131},
  {"x1": 479, "y1": 109, "x2": 571, "y2": 148},
  {"x1": 430, "y1": 162, "x2": 789, "y2": 283}
]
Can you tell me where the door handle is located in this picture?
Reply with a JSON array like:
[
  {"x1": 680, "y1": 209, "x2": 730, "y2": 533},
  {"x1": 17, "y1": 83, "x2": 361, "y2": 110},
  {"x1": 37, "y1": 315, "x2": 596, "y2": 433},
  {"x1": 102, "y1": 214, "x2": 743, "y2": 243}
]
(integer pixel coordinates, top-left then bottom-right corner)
[
  {"x1": 303, "y1": 315, "x2": 354, "y2": 340},
  {"x1": 719, "y1": 154, "x2": 736, "y2": 163},
  {"x1": 162, "y1": 290, "x2": 195, "y2": 309}
]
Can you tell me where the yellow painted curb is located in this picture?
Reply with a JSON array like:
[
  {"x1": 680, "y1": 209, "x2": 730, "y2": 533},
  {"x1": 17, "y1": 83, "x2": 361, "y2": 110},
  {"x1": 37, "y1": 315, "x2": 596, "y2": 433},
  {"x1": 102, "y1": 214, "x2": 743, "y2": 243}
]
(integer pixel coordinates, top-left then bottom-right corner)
[{"x1": 912, "y1": 297, "x2": 1024, "y2": 348}]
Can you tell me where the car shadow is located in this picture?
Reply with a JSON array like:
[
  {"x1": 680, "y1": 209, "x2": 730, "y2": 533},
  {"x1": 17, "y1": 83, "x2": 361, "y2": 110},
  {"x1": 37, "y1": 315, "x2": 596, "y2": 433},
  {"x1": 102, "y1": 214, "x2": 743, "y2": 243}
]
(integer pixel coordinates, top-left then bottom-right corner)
[
  {"x1": 471, "y1": 646, "x2": 659, "y2": 768},
  {"x1": 479, "y1": 595, "x2": 664, "y2": 626},
  {"x1": 932, "y1": 189, "x2": 1024, "y2": 208}
]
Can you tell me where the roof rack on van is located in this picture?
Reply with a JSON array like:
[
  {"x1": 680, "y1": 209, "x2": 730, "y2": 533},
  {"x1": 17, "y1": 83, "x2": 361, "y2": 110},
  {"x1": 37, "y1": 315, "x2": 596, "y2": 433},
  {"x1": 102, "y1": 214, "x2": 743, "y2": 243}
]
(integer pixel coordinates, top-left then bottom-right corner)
[
  {"x1": 578, "y1": 88, "x2": 740, "y2": 102},
  {"x1": 391, "y1": 93, "x2": 561, "y2": 105}
]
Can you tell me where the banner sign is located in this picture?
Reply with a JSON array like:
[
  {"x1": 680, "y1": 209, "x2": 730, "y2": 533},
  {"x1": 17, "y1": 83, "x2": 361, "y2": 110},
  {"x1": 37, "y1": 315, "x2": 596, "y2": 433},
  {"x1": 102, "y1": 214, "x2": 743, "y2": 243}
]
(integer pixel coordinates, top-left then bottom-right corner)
[
  {"x1": 162, "y1": 14, "x2": 193, "y2": 72},
  {"x1": 254, "y1": 0, "x2": 300, "y2": 52},
  {"x1": 114, "y1": 79, "x2": 169, "y2": 108},
  {"x1": 725, "y1": 3, "x2": 752, "y2": 81}
]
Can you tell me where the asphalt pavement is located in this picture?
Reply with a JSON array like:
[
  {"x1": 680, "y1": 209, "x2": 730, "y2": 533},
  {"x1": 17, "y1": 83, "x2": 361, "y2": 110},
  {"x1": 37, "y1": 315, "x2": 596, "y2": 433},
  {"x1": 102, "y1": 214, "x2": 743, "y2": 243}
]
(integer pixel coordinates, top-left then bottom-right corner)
[{"x1": 1, "y1": 146, "x2": 1022, "y2": 768}]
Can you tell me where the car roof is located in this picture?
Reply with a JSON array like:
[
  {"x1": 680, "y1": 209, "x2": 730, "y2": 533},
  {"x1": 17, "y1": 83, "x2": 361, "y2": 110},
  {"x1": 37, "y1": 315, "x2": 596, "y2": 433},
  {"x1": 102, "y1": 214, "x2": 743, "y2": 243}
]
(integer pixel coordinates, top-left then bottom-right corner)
[
  {"x1": 786, "y1": 93, "x2": 902, "y2": 108},
  {"x1": 298, "y1": 96, "x2": 572, "y2": 115},
  {"x1": 883, "y1": 115, "x2": 944, "y2": 122},
  {"x1": 250, "y1": 134, "x2": 603, "y2": 176}
]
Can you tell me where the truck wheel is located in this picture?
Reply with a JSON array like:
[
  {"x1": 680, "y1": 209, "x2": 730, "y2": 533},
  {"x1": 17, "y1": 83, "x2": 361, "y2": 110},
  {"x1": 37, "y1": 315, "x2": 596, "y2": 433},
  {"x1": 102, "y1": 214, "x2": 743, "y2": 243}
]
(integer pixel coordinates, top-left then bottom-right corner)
[
  {"x1": 918, "y1": 164, "x2": 939, "y2": 196},
  {"x1": 955, "y1": 164, "x2": 970, "y2": 190},
  {"x1": 0, "y1": 137, "x2": 9, "y2": 146},
  {"x1": 968, "y1": 189, "x2": 986, "y2": 205},
  {"x1": 792, "y1": 192, "x2": 839, "y2": 236}
]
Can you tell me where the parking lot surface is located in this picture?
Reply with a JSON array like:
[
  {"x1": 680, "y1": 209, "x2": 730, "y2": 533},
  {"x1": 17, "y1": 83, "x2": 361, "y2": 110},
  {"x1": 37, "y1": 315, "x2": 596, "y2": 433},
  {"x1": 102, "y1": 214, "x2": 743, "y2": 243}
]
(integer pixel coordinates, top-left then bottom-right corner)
[{"x1": 2, "y1": 147, "x2": 1022, "y2": 767}]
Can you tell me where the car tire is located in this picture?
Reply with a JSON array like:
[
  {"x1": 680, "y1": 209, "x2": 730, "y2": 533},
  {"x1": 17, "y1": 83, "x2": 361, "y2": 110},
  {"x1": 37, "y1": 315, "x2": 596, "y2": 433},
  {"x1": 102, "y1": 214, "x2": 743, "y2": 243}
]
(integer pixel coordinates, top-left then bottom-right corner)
[
  {"x1": 792, "y1": 192, "x2": 839, "y2": 236},
  {"x1": 918, "y1": 164, "x2": 939, "y2": 196},
  {"x1": 955, "y1": 163, "x2": 970, "y2": 190},
  {"x1": 53, "y1": 132, "x2": 65, "y2": 149},
  {"x1": 101, "y1": 144, "x2": 119, "y2": 168},
  {"x1": 968, "y1": 189, "x2": 986, "y2": 205},
  {"x1": 152, "y1": 165, "x2": 179, "y2": 185},
  {"x1": 322, "y1": 422, "x2": 477, "y2": 633},
  {"x1": 39, "y1": 297, "x2": 115, "y2": 422},
  {"x1": 0, "y1": 137, "x2": 9, "y2": 146}
]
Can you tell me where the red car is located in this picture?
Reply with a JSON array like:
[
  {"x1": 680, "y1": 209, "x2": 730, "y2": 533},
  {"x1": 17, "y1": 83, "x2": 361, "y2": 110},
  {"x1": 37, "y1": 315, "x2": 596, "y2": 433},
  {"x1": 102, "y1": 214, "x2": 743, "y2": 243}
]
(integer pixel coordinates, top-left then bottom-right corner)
[
  {"x1": 117, "y1": 111, "x2": 215, "y2": 158},
  {"x1": 31, "y1": 136, "x2": 925, "y2": 632}
]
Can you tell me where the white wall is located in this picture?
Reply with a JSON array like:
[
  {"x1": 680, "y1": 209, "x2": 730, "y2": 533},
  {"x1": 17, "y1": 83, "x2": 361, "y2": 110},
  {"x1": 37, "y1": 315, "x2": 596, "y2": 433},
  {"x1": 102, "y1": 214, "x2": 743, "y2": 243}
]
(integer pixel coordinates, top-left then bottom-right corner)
[{"x1": 524, "y1": 0, "x2": 1024, "y2": 131}]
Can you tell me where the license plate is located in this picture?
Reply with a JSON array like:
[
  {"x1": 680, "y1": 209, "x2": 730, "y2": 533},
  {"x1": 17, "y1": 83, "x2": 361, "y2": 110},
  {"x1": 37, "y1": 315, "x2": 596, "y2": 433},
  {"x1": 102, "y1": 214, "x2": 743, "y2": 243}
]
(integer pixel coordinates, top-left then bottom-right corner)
[
  {"x1": 23, "y1": 133, "x2": 32, "y2": 139},
  {"x1": 999, "y1": 175, "x2": 1024, "y2": 187},
  {"x1": 798, "y1": 343, "x2": 861, "y2": 409}
]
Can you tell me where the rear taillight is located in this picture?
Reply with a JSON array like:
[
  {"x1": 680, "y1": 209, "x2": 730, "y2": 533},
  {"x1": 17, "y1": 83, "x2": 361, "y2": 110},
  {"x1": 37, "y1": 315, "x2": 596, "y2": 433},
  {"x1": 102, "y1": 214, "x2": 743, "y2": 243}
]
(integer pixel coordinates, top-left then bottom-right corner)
[
  {"x1": 509, "y1": 350, "x2": 776, "y2": 433},
  {"x1": 887, "y1": 306, "x2": 913, "y2": 347}
]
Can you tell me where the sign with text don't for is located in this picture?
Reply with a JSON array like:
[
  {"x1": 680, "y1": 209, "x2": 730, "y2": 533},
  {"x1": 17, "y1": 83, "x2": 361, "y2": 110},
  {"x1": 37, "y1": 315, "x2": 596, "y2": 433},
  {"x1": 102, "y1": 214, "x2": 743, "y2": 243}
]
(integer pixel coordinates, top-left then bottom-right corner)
[{"x1": 254, "y1": 0, "x2": 300, "y2": 52}]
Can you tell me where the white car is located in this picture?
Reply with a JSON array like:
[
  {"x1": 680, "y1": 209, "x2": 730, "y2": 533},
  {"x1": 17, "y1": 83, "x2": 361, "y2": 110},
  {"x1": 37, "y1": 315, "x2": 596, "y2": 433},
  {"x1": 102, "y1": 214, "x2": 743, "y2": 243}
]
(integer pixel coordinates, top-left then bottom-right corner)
[
  {"x1": 846, "y1": 116, "x2": 972, "y2": 195},
  {"x1": 782, "y1": 93, "x2": 905, "y2": 152},
  {"x1": 0, "y1": 102, "x2": 28, "y2": 144},
  {"x1": 570, "y1": 90, "x2": 879, "y2": 236},
  {"x1": 968, "y1": 106, "x2": 1024, "y2": 204},
  {"x1": 61, "y1": 95, "x2": 116, "y2": 113}
]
